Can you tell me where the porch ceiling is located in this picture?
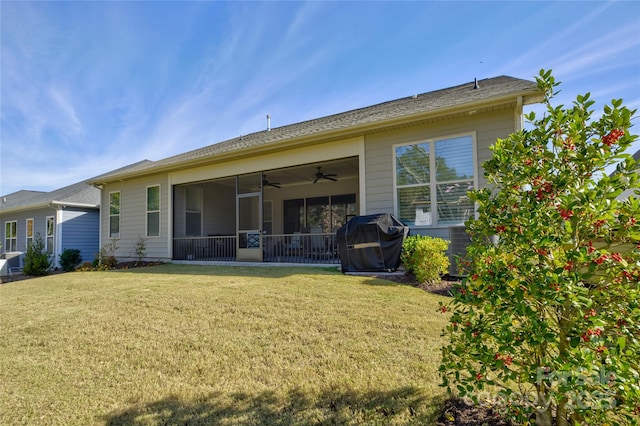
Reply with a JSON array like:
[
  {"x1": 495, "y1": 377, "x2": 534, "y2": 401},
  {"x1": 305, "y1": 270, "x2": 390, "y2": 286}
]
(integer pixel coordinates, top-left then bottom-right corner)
[
  {"x1": 262, "y1": 157, "x2": 359, "y2": 188},
  {"x1": 189, "y1": 157, "x2": 359, "y2": 189}
]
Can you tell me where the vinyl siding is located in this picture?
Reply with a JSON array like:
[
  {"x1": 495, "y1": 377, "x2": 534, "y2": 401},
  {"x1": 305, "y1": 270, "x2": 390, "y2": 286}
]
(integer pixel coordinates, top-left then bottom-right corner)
[
  {"x1": 101, "y1": 175, "x2": 170, "y2": 261},
  {"x1": 363, "y1": 109, "x2": 516, "y2": 216},
  {"x1": 60, "y1": 209, "x2": 99, "y2": 264},
  {"x1": 1, "y1": 207, "x2": 55, "y2": 254}
]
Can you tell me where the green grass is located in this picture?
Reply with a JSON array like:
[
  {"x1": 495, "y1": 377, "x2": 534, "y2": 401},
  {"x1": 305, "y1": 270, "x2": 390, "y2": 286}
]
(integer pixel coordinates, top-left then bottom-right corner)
[{"x1": 0, "y1": 264, "x2": 451, "y2": 425}]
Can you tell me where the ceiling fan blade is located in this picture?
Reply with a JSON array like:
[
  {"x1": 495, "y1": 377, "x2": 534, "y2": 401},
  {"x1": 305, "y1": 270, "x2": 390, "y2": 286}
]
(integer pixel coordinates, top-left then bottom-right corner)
[
  {"x1": 313, "y1": 176, "x2": 321, "y2": 184},
  {"x1": 324, "y1": 176, "x2": 338, "y2": 182}
]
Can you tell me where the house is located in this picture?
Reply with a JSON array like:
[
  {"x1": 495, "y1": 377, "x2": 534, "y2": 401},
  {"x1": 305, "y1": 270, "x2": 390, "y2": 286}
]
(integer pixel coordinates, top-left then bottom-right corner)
[
  {"x1": 616, "y1": 149, "x2": 640, "y2": 200},
  {"x1": 88, "y1": 76, "x2": 544, "y2": 272},
  {"x1": 0, "y1": 180, "x2": 100, "y2": 275}
]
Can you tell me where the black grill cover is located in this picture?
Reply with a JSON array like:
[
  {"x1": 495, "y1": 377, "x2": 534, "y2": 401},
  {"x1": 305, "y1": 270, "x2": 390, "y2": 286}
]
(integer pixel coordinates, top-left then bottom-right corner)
[{"x1": 337, "y1": 213, "x2": 409, "y2": 272}]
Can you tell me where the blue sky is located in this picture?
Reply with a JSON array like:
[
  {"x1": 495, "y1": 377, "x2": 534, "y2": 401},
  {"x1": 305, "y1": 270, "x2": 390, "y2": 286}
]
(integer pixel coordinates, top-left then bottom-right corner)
[{"x1": 1, "y1": 1, "x2": 639, "y2": 196}]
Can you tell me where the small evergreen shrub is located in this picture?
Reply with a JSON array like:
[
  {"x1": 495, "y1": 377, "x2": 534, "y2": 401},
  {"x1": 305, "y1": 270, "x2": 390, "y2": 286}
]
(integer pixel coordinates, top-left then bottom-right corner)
[
  {"x1": 133, "y1": 236, "x2": 147, "y2": 266},
  {"x1": 59, "y1": 248, "x2": 82, "y2": 272},
  {"x1": 401, "y1": 235, "x2": 450, "y2": 284},
  {"x1": 23, "y1": 233, "x2": 52, "y2": 276}
]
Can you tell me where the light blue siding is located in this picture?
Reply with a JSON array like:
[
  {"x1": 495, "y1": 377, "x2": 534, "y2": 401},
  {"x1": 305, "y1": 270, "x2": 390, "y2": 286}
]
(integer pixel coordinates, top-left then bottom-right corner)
[{"x1": 60, "y1": 209, "x2": 100, "y2": 264}]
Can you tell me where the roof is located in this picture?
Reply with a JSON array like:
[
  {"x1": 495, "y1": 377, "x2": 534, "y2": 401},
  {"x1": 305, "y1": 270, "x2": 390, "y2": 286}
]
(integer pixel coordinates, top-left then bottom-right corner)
[
  {"x1": 0, "y1": 181, "x2": 100, "y2": 213},
  {"x1": 90, "y1": 75, "x2": 543, "y2": 184},
  {"x1": 1, "y1": 160, "x2": 153, "y2": 214}
]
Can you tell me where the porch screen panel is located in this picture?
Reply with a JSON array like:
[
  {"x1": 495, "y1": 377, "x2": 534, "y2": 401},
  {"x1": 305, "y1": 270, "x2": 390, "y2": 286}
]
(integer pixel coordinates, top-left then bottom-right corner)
[
  {"x1": 185, "y1": 186, "x2": 202, "y2": 237},
  {"x1": 330, "y1": 194, "x2": 357, "y2": 231},
  {"x1": 283, "y1": 199, "x2": 304, "y2": 234},
  {"x1": 306, "y1": 196, "x2": 330, "y2": 233}
]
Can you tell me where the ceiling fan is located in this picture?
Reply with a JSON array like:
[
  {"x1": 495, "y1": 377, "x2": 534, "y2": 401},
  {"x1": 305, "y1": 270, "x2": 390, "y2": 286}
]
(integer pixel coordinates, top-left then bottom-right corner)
[
  {"x1": 262, "y1": 175, "x2": 281, "y2": 189},
  {"x1": 313, "y1": 167, "x2": 337, "y2": 183}
]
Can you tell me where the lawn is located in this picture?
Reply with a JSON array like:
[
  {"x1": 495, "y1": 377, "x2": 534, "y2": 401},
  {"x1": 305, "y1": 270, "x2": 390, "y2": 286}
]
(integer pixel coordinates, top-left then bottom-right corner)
[{"x1": 0, "y1": 264, "x2": 451, "y2": 425}]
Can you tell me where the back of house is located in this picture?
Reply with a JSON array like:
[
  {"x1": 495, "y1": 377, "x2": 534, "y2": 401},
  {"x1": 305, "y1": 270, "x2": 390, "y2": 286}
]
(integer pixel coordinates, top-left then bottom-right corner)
[{"x1": 87, "y1": 76, "x2": 544, "y2": 274}]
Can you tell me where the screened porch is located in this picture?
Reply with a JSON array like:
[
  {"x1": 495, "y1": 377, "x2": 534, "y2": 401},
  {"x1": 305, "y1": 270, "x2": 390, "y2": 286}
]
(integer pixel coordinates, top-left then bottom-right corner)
[{"x1": 172, "y1": 158, "x2": 359, "y2": 264}]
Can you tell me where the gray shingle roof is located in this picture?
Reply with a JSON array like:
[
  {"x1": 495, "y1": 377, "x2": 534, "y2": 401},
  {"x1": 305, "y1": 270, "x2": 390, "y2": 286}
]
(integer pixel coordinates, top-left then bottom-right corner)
[
  {"x1": 0, "y1": 181, "x2": 100, "y2": 212},
  {"x1": 91, "y1": 75, "x2": 542, "y2": 183},
  {"x1": 1, "y1": 160, "x2": 154, "y2": 212}
]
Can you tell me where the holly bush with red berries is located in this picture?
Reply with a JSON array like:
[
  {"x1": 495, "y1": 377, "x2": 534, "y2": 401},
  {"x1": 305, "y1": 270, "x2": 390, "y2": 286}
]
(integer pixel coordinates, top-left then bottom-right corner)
[{"x1": 439, "y1": 70, "x2": 640, "y2": 426}]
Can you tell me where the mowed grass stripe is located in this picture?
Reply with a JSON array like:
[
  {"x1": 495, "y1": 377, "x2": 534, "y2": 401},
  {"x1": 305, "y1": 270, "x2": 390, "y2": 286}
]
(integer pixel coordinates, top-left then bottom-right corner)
[{"x1": 0, "y1": 264, "x2": 450, "y2": 425}]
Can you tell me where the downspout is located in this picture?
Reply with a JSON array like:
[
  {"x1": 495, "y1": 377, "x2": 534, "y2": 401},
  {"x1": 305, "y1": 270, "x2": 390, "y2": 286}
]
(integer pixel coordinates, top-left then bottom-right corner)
[
  {"x1": 49, "y1": 203, "x2": 63, "y2": 269},
  {"x1": 93, "y1": 185, "x2": 104, "y2": 256},
  {"x1": 514, "y1": 95, "x2": 524, "y2": 132}
]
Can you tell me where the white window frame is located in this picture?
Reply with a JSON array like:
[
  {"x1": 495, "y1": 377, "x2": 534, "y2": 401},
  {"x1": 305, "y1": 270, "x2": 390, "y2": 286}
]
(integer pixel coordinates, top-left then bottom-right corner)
[
  {"x1": 146, "y1": 185, "x2": 161, "y2": 237},
  {"x1": 393, "y1": 132, "x2": 478, "y2": 228},
  {"x1": 26, "y1": 218, "x2": 34, "y2": 247},
  {"x1": 46, "y1": 216, "x2": 55, "y2": 255},
  {"x1": 109, "y1": 191, "x2": 121, "y2": 238},
  {"x1": 4, "y1": 220, "x2": 17, "y2": 252}
]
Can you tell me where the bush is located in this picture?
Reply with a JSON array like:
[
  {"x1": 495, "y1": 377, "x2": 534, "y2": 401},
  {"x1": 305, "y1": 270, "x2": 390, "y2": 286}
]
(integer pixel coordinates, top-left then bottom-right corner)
[
  {"x1": 439, "y1": 70, "x2": 640, "y2": 426},
  {"x1": 96, "y1": 238, "x2": 119, "y2": 270},
  {"x1": 23, "y1": 233, "x2": 52, "y2": 276},
  {"x1": 59, "y1": 248, "x2": 82, "y2": 272},
  {"x1": 76, "y1": 262, "x2": 94, "y2": 271},
  {"x1": 132, "y1": 236, "x2": 147, "y2": 266},
  {"x1": 401, "y1": 235, "x2": 450, "y2": 284}
]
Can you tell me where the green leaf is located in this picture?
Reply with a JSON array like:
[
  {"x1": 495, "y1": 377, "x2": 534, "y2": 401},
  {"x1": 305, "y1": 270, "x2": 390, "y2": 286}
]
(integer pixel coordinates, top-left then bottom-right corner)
[{"x1": 618, "y1": 337, "x2": 627, "y2": 351}]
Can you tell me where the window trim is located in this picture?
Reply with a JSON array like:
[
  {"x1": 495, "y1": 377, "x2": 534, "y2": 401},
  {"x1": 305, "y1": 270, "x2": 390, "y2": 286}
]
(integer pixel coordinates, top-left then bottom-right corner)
[
  {"x1": 4, "y1": 220, "x2": 17, "y2": 252},
  {"x1": 26, "y1": 218, "x2": 34, "y2": 247},
  {"x1": 46, "y1": 216, "x2": 55, "y2": 255},
  {"x1": 392, "y1": 132, "x2": 478, "y2": 228},
  {"x1": 109, "y1": 191, "x2": 121, "y2": 238},
  {"x1": 146, "y1": 185, "x2": 161, "y2": 238}
]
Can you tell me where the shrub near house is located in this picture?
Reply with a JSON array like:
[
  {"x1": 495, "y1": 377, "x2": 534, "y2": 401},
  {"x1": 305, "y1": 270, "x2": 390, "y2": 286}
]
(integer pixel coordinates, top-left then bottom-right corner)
[
  {"x1": 440, "y1": 70, "x2": 640, "y2": 426},
  {"x1": 22, "y1": 233, "x2": 52, "y2": 276}
]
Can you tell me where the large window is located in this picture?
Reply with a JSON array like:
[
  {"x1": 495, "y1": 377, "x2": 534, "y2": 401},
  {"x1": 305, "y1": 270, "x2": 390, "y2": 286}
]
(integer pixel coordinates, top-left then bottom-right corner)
[
  {"x1": 147, "y1": 185, "x2": 160, "y2": 237},
  {"x1": 26, "y1": 218, "x2": 34, "y2": 247},
  {"x1": 109, "y1": 192, "x2": 121, "y2": 237},
  {"x1": 4, "y1": 221, "x2": 17, "y2": 252},
  {"x1": 46, "y1": 216, "x2": 55, "y2": 255},
  {"x1": 395, "y1": 134, "x2": 475, "y2": 226},
  {"x1": 284, "y1": 194, "x2": 357, "y2": 233}
]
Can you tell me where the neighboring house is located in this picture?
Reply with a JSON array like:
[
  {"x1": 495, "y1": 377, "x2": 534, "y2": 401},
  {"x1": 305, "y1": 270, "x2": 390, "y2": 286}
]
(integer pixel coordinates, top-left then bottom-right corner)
[
  {"x1": 0, "y1": 180, "x2": 100, "y2": 274},
  {"x1": 616, "y1": 149, "x2": 640, "y2": 200},
  {"x1": 88, "y1": 76, "x2": 544, "y2": 273}
]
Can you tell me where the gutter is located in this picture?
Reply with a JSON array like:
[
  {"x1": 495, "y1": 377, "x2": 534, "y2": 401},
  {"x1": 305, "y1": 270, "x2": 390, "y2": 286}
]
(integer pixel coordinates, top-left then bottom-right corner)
[{"x1": 0, "y1": 201, "x2": 99, "y2": 215}]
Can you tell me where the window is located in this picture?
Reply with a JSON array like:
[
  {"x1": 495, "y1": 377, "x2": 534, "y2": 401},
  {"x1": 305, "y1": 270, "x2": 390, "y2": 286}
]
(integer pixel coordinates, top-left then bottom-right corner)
[
  {"x1": 185, "y1": 186, "x2": 202, "y2": 237},
  {"x1": 26, "y1": 218, "x2": 34, "y2": 247},
  {"x1": 395, "y1": 134, "x2": 475, "y2": 226},
  {"x1": 147, "y1": 186, "x2": 160, "y2": 237},
  {"x1": 109, "y1": 192, "x2": 120, "y2": 237},
  {"x1": 4, "y1": 221, "x2": 17, "y2": 252},
  {"x1": 283, "y1": 194, "x2": 357, "y2": 233},
  {"x1": 46, "y1": 216, "x2": 55, "y2": 255}
]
